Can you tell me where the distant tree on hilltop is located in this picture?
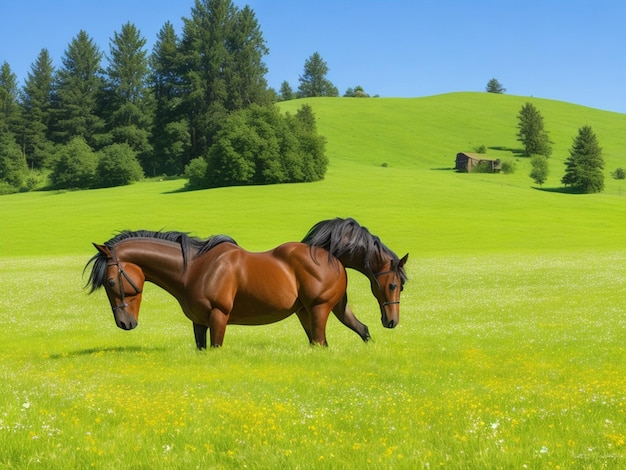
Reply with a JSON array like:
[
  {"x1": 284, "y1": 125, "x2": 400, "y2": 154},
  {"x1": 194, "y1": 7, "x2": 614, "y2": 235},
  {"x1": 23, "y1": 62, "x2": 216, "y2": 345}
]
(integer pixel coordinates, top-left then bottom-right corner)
[
  {"x1": 486, "y1": 78, "x2": 506, "y2": 94},
  {"x1": 297, "y1": 52, "x2": 338, "y2": 98}
]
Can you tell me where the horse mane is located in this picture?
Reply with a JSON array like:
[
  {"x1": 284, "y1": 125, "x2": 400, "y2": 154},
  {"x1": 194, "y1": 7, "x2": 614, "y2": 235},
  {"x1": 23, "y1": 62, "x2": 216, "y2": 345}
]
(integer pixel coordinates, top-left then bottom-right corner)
[
  {"x1": 301, "y1": 217, "x2": 407, "y2": 283},
  {"x1": 84, "y1": 230, "x2": 237, "y2": 293}
]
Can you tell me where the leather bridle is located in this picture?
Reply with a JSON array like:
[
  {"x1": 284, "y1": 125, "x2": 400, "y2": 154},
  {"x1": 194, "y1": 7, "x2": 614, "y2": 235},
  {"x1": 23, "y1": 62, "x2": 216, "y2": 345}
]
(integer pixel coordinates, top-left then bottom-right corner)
[
  {"x1": 107, "y1": 256, "x2": 142, "y2": 312},
  {"x1": 373, "y1": 269, "x2": 401, "y2": 307}
]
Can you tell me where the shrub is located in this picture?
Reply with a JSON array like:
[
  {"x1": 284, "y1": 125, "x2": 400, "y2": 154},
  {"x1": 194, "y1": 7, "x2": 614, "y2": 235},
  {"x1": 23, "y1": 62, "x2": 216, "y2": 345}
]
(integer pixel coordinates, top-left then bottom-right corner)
[
  {"x1": 49, "y1": 137, "x2": 97, "y2": 189},
  {"x1": 500, "y1": 159, "x2": 516, "y2": 174},
  {"x1": 611, "y1": 167, "x2": 625, "y2": 180},
  {"x1": 96, "y1": 143, "x2": 144, "y2": 188},
  {"x1": 184, "y1": 157, "x2": 209, "y2": 190}
]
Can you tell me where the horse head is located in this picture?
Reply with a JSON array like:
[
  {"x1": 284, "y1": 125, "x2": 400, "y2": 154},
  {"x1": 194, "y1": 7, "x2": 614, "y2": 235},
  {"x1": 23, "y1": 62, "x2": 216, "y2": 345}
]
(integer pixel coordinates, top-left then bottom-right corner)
[
  {"x1": 371, "y1": 253, "x2": 408, "y2": 328},
  {"x1": 93, "y1": 244, "x2": 145, "y2": 331}
]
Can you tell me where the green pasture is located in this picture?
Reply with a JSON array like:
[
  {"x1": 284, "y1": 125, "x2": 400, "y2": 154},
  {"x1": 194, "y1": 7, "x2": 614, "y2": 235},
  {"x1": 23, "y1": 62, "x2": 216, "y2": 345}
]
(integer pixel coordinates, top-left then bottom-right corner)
[{"x1": 1, "y1": 93, "x2": 625, "y2": 468}]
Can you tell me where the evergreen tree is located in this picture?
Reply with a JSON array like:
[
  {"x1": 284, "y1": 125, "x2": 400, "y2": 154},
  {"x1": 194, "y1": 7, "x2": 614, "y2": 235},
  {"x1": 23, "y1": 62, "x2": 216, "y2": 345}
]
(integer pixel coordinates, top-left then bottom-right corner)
[
  {"x1": 150, "y1": 21, "x2": 190, "y2": 175},
  {"x1": 103, "y1": 22, "x2": 153, "y2": 170},
  {"x1": 561, "y1": 125, "x2": 604, "y2": 193},
  {"x1": 51, "y1": 30, "x2": 105, "y2": 146},
  {"x1": 179, "y1": 0, "x2": 269, "y2": 158},
  {"x1": 297, "y1": 52, "x2": 338, "y2": 98},
  {"x1": 516, "y1": 102, "x2": 552, "y2": 157},
  {"x1": 279, "y1": 81, "x2": 295, "y2": 101},
  {"x1": 0, "y1": 62, "x2": 26, "y2": 190},
  {"x1": 0, "y1": 62, "x2": 21, "y2": 136},
  {"x1": 486, "y1": 78, "x2": 506, "y2": 94},
  {"x1": 20, "y1": 49, "x2": 55, "y2": 169}
]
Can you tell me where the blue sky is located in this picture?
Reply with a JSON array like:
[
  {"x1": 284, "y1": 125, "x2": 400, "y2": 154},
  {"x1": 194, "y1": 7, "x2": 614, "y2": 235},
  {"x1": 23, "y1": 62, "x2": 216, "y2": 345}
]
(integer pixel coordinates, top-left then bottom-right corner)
[{"x1": 1, "y1": 0, "x2": 625, "y2": 113}]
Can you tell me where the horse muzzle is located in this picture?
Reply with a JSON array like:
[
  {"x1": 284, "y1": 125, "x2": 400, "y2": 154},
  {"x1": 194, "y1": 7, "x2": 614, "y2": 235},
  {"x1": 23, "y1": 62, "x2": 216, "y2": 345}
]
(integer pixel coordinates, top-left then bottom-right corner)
[
  {"x1": 112, "y1": 305, "x2": 138, "y2": 330},
  {"x1": 381, "y1": 300, "x2": 400, "y2": 328}
]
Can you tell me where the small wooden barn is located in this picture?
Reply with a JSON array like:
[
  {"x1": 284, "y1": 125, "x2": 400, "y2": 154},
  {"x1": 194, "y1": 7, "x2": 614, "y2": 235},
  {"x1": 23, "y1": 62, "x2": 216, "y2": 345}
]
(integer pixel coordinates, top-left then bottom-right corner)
[{"x1": 455, "y1": 152, "x2": 502, "y2": 173}]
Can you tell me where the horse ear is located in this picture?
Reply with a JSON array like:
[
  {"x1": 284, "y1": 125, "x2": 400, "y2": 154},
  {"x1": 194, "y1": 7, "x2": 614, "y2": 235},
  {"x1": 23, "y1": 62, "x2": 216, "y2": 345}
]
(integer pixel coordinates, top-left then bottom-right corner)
[
  {"x1": 93, "y1": 243, "x2": 111, "y2": 257},
  {"x1": 399, "y1": 253, "x2": 409, "y2": 267}
]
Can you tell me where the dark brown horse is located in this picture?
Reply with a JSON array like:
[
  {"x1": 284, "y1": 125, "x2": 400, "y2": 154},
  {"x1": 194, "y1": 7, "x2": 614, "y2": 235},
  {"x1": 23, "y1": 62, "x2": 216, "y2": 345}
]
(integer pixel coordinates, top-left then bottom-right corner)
[{"x1": 85, "y1": 220, "x2": 407, "y2": 348}]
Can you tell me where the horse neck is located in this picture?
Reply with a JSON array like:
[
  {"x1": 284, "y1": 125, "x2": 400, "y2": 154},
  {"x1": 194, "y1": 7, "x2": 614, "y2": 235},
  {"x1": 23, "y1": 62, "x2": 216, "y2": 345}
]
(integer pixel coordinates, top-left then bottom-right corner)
[
  {"x1": 338, "y1": 249, "x2": 388, "y2": 278},
  {"x1": 115, "y1": 239, "x2": 188, "y2": 293}
]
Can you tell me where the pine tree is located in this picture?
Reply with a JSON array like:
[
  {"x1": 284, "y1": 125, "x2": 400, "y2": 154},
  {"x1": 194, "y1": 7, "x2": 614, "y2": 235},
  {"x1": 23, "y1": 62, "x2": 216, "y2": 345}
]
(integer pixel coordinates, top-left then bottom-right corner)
[
  {"x1": 561, "y1": 125, "x2": 604, "y2": 193},
  {"x1": 486, "y1": 78, "x2": 506, "y2": 94},
  {"x1": 179, "y1": 0, "x2": 269, "y2": 158},
  {"x1": 0, "y1": 62, "x2": 21, "y2": 136},
  {"x1": 516, "y1": 102, "x2": 552, "y2": 157},
  {"x1": 20, "y1": 49, "x2": 55, "y2": 169},
  {"x1": 297, "y1": 52, "x2": 338, "y2": 98},
  {"x1": 51, "y1": 30, "x2": 105, "y2": 145},
  {"x1": 103, "y1": 22, "x2": 153, "y2": 170},
  {"x1": 150, "y1": 21, "x2": 190, "y2": 175}
]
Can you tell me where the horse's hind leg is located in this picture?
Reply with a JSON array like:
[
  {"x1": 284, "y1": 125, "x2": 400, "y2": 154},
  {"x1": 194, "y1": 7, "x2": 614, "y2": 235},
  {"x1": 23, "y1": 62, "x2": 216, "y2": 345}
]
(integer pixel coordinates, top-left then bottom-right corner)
[
  {"x1": 193, "y1": 323, "x2": 208, "y2": 350},
  {"x1": 295, "y1": 308, "x2": 314, "y2": 344},
  {"x1": 332, "y1": 294, "x2": 371, "y2": 342}
]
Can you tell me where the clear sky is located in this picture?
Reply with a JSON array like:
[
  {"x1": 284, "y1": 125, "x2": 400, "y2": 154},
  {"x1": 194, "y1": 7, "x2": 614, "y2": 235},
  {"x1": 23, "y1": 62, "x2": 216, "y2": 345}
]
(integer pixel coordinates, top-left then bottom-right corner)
[{"x1": 1, "y1": 0, "x2": 625, "y2": 113}]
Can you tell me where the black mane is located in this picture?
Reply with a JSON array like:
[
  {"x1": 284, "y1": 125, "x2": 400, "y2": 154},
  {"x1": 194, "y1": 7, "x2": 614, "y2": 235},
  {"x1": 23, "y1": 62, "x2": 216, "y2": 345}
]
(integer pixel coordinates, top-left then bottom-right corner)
[
  {"x1": 302, "y1": 217, "x2": 407, "y2": 283},
  {"x1": 84, "y1": 230, "x2": 237, "y2": 293}
]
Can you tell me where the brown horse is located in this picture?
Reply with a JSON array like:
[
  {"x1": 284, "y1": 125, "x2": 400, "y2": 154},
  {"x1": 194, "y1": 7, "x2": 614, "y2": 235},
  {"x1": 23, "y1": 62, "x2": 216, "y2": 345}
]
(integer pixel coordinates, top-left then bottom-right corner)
[{"x1": 85, "y1": 220, "x2": 407, "y2": 348}]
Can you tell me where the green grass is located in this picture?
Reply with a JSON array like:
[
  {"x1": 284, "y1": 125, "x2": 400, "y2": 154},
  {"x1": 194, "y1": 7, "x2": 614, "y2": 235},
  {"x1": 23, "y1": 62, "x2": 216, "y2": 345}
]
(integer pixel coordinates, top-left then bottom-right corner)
[{"x1": 1, "y1": 93, "x2": 625, "y2": 468}]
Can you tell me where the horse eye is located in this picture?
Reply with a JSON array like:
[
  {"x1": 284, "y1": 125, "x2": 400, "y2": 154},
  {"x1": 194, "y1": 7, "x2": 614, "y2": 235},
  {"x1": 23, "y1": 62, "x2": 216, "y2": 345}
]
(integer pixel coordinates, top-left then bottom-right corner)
[
  {"x1": 107, "y1": 279, "x2": 116, "y2": 288},
  {"x1": 389, "y1": 283, "x2": 397, "y2": 291}
]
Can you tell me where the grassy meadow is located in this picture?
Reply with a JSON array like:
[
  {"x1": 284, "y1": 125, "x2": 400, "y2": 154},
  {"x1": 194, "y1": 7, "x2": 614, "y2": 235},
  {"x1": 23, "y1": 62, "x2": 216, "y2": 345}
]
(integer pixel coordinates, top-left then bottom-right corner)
[{"x1": 1, "y1": 93, "x2": 625, "y2": 468}]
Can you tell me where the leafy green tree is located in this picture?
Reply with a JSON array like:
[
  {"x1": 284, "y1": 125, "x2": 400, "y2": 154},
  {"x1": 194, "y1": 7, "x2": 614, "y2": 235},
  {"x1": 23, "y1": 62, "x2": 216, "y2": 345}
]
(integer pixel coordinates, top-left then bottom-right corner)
[
  {"x1": 96, "y1": 143, "x2": 144, "y2": 187},
  {"x1": 150, "y1": 21, "x2": 190, "y2": 175},
  {"x1": 179, "y1": 0, "x2": 269, "y2": 158},
  {"x1": 49, "y1": 136, "x2": 98, "y2": 189},
  {"x1": 102, "y1": 22, "x2": 153, "y2": 170},
  {"x1": 20, "y1": 49, "x2": 55, "y2": 169},
  {"x1": 529, "y1": 155, "x2": 549, "y2": 186},
  {"x1": 0, "y1": 129, "x2": 27, "y2": 191},
  {"x1": 279, "y1": 81, "x2": 295, "y2": 101},
  {"x1": 51, "y1": 30, "x2": 105, "y2": 145},
  {"x1": 516, "y1": 102, "x2": 552, "y2": 157},
  {"x1": 561, "y1": 125, "x2": 604, "y2": 193},
  {"x1": 297, "y1": 52, "x2": 338, "y2": 98},
  {"x1": 189, "y1": 103, "x2": 326, "y2": 189},
  {"x1": 344, "y1": 85, "x2": 369, "y2": 97},
  {"x1": 486, "y1": 78, "x2": 506, "y2": 94}
]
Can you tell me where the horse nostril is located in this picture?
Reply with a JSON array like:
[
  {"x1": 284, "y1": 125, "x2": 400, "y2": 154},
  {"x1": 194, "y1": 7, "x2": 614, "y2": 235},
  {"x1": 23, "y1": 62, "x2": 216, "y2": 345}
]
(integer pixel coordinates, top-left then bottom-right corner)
[{"x1": 387, "y1": 320, "x2": 395, "y2": 328}]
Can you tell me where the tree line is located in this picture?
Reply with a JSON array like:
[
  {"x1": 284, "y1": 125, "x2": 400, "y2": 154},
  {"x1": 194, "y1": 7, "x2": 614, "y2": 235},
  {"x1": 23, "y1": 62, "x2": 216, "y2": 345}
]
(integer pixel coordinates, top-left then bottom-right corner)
[{"x1": 0, "y1": 0, "x2": 346, "y2": 194}]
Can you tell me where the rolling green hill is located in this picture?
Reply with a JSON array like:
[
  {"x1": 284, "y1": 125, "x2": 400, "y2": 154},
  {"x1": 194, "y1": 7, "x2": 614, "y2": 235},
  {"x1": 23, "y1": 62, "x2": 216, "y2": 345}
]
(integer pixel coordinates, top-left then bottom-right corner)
[{"x1": 3, "y1": 92, "x2": 625, "y2": 257}]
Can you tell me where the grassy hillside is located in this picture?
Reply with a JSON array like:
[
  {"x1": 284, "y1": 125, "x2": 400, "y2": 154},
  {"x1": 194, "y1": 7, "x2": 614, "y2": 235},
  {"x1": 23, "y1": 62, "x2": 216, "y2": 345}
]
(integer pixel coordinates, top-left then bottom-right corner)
[
  {"x1": 1, "y1": 94, "x2": 625, "y2": 468},
  {"x1": 3, "y1": 93, "x2": 625, "y2": 257}
]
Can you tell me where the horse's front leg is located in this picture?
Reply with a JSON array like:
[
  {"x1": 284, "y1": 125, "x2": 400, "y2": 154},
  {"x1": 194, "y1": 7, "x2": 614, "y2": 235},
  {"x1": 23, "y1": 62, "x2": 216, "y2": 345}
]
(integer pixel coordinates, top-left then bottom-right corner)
[
  {"x1": 193, "y1": 322, "x2": 208, "y2": 350},
  {"x1": 332, "y1": 294, "x2": 371, "y2": 342},
  {"x1": 208, "y1": 308, "x2": 228, "y2": 347}
]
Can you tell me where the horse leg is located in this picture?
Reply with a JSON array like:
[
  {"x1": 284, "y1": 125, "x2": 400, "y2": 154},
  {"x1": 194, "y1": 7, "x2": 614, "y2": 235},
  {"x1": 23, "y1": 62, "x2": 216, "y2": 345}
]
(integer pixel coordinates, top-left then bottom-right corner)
[
  {"x1": 193, "y1": 322, "x2": 208, "y2": 350},
  {"x1": 308, "y1": 305, "x2": 331, "y2": 346},
  {"x1": 295, "y1": 308, "x2": 314, "y2": 344},
  {"x1": 208, "y1": 308, "x2": 228, "y2": 347},
  {"x1": 332, "y1": 294, "x2": 371, "y2": 342}
]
